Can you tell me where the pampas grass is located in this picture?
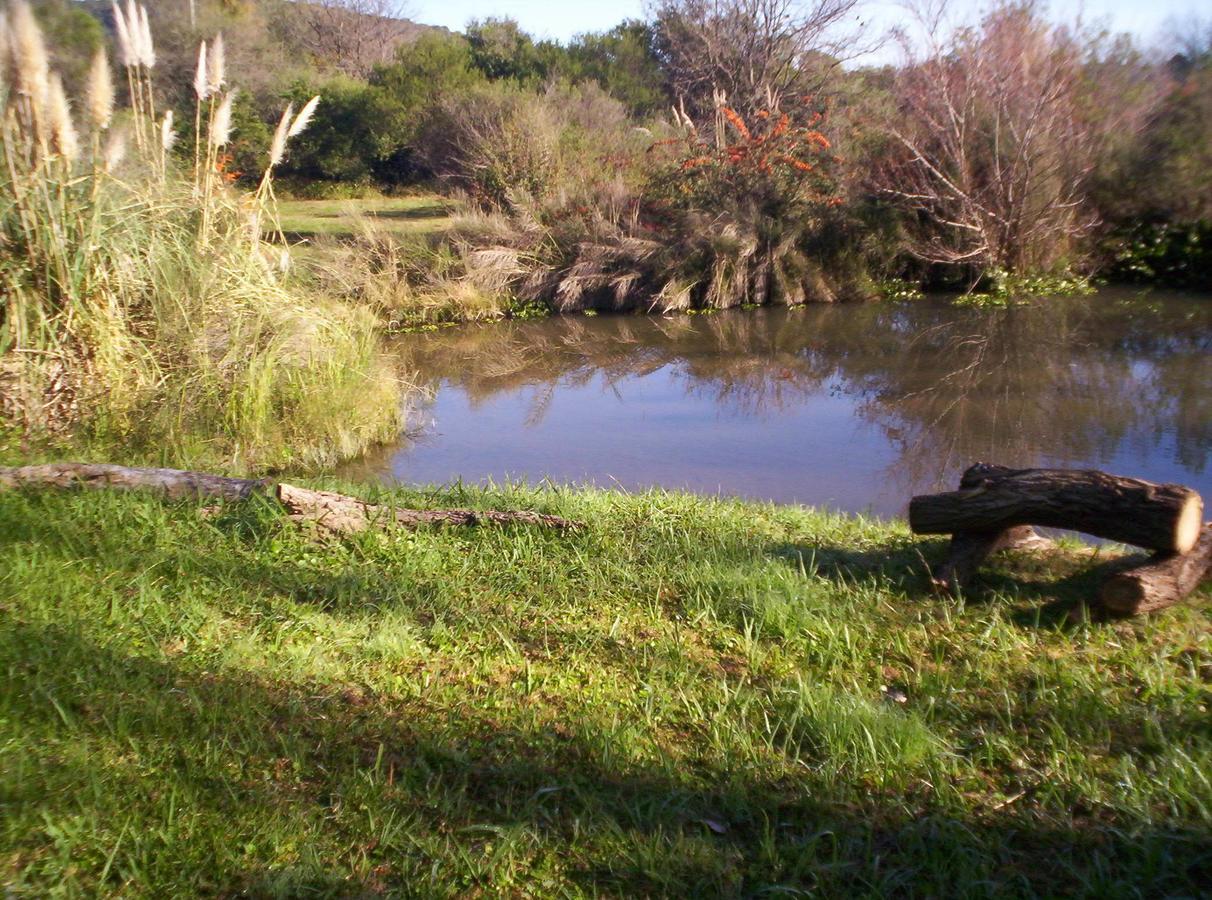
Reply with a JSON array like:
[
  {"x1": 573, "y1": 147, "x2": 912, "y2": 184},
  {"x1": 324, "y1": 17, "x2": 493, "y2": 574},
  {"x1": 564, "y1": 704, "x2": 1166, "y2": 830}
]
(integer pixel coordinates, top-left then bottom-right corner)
[
  {"x1": 45, "y1": 72, "x2": 76, "y2": 161},
  {"x1": 0, "y1": 2, "x2": 399, "y2": 470},
  {"x1": 86, "y1": 49, "x2": 114, "y2": 132}
]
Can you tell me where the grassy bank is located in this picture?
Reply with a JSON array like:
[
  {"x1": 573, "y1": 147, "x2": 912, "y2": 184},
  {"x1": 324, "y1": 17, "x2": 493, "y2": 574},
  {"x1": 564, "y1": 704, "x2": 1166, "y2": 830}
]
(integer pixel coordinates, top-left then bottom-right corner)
[
  {"x1": 1, "y1": 481, "x2": 1209, "y2": 896},
  {"x1": 277, "y1": 196, "x2": 454, "y2": 240}
]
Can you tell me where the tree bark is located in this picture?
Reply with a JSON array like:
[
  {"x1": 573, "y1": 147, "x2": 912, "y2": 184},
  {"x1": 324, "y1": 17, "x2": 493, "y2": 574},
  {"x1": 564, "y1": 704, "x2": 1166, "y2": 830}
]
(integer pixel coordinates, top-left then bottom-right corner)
[
  {"x1": 910, "y1": 464, "x2": 1203, "y2": 554},
  {"x1": 0, "y1": 463, "x2": 581, "y2": 533},
  {"x1": 1099, "y1": 524, "x2": 1212, "y2": 616},
  {"x1": 931, "y1": 525, "x2": 1055, "y2": 594}
]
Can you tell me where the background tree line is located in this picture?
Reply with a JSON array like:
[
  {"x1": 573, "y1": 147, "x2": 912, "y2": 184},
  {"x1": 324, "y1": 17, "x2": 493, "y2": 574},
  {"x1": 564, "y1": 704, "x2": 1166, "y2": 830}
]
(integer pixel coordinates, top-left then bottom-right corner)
[{"x1": 34, "y1": 0, "x2": 1212, "y2": 290}]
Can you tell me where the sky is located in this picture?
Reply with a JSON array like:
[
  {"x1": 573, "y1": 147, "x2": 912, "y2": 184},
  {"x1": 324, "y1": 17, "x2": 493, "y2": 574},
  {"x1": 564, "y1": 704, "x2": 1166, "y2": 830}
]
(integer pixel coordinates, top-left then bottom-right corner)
[{"x1": 409, "y1": 0, "x2": 1208, "y2": 53}]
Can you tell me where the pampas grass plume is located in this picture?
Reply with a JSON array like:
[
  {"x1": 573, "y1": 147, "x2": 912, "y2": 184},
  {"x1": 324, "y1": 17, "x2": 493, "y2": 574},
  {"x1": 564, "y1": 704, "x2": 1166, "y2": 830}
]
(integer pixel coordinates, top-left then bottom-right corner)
[
  {"x1": 210, "y1": 89, "x2": 235, "y2": 147},
  {"x1": 207, "y1": 32, "x2": 225, "y2": 94},
  {"x1": 0, "y1": 12, "x2": 10, "y2": 90},
  {"x1": 161, "y1": 109, "x2": 176, "y2": 152},
  {"x1": 47, "y1": 72, "x2": 79, "y2": 161},
  {"x1": 268, "y1": 102, "x2": 292, "y2": 167},
  {"x1": 137, "y1": 4, "x2": 155, "y2": 69},
  {"x1": 111, "y1": 1, "x2": 135, "y2": 68},
  {"x1": 103, "y1": 126, "x2": 127, "y2": 171},
  {"x1": 124, "y1": 0, "x2": 140, "y2": 63},
  {"x1": 10, "y1": 0, "x2": 50, "y2": 105},
  {"x1": 193, "y1": 40, "x2": 208, "y2": 99},
  {"x1": 86, "y1": 48, "x2": 115, "y2": 130},
  {"x1": 288, "y1": 95, "x2": 320, "y2": 138}
]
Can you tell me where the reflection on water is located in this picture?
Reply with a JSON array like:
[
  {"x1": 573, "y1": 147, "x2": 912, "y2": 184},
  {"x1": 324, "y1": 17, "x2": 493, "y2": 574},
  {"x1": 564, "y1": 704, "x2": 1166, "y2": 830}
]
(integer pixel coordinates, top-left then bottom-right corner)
[{"x1": 338, "y1": 289, "x2": 1212, "y2": 518}]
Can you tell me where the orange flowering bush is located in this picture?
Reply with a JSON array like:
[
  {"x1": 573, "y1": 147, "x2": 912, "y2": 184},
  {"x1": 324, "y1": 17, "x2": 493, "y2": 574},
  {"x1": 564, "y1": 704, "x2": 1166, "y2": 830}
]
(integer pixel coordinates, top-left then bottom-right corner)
[{"x1": 648, "y1": 100, "x2": 844, "y2": 223}]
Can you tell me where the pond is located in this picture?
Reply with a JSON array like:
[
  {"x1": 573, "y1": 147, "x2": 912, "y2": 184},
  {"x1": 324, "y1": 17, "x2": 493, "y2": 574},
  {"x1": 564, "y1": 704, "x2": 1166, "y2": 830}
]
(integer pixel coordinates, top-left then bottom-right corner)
[{"x1": 338, "y1": 289, "x2": 1212, "y2": 519}]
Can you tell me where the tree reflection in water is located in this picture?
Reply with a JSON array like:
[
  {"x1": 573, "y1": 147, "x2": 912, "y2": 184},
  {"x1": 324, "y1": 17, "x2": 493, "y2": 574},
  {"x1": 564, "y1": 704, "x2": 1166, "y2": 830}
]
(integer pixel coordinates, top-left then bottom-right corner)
[{"x1": 343, "y1": 289, "x2": 1211, "y2": 510}]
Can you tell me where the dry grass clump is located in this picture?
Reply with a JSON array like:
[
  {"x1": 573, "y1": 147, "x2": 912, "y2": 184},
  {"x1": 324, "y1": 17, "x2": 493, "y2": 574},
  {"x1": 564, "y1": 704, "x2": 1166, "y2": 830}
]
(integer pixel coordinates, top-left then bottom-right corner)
[{"x1": 0, "y1": 1, "x2": 401, "y2": 469}]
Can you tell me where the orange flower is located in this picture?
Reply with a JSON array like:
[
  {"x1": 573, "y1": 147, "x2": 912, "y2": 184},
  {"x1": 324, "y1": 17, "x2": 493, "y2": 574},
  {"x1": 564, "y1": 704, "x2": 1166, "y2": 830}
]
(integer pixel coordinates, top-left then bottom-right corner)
[
  {"x1": 755, "y1": 110, "x2": 770, "y2": 119},
  {"x1": 805, "y1": 131, "x2": 831, "y2": 150},
  {"x1": 777, "y1": 154, "x2": 814, "y2": 172},
  {"x1": 721, "y1": 107, "x2": 750, "y2": 140},
  {"x1": 680, "y1": 156, "x2": 712, "y2": 170},
  {"x1": 770, "y1": 114, "x2": 789, "y2": 139}
]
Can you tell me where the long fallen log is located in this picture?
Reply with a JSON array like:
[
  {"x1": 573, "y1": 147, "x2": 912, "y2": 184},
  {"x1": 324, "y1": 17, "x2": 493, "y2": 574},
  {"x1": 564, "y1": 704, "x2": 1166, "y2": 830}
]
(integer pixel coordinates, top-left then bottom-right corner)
[
  {"x1": 0, "y1": 463, "x2": 581, "y2": 534},
  {"x1": 1099, "y1": 524, "x2": 1212, "y2": 616},
  {"x1": 910, "y1": 464, "x2": 1203, "y2": 555}
]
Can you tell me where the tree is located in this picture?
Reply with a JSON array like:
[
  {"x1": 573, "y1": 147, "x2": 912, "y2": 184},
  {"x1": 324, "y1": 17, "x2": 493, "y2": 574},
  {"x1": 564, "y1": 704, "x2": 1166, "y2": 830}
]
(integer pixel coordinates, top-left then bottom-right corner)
[
  {"x1": 872, "y1": 1, "x2": 1159, "y2": 280},
  {"x1": 650, "y1": 0, "x2": 864, "y2": 119},
  {"x1": 278, "y1": 0, "x2": 414, "y2": 78},
  {"x1": 564, "y1": 20, "x2": 670, "y2": 116},
  {"x1": 464, "y1": 17, "x2": 551, "y2": 84}
]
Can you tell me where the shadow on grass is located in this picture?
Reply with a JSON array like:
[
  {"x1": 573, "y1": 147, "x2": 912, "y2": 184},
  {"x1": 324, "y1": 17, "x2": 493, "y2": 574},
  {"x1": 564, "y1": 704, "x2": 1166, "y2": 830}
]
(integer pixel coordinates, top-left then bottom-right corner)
[
  {"x1": 5, "y1": 621, "x2": 1210, "y2": 897},
  {"x1": 764, "y1": 535, "x2": 1180, "y2": 629}
]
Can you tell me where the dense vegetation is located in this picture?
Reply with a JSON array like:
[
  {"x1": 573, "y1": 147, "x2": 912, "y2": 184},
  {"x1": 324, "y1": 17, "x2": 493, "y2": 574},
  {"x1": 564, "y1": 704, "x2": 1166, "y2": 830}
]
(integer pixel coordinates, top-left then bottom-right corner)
[
  {"x1": 18, "y1": 2, "x2": 1212, "y2": 310},
  {"x1": 2, "y1": 482, "x2": 1209, "y2": 896},
  {"x1": 0, "y1": 0, "x2": 402, "y2": 465}
]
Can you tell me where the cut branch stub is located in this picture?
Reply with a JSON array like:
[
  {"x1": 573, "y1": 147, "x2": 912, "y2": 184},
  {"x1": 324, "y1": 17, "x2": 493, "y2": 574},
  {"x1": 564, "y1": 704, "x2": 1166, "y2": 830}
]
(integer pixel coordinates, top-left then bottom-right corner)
[
  {"x1": 930, "y1": 525, "x2": 1054, "y2": 595},
  {"x1": 910, "y1": 464, "x2": 1203, "y2": 555}
]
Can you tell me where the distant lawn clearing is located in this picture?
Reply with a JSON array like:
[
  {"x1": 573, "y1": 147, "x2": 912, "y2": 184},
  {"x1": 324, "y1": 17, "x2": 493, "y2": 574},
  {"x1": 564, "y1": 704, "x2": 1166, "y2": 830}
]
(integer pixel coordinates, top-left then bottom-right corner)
[
  {"x1": 275, "y1": 195, "x2": 453, "y2": 239},
  {"x1": 1, "y1": 482, "x2": 1209, "y2": 896}
]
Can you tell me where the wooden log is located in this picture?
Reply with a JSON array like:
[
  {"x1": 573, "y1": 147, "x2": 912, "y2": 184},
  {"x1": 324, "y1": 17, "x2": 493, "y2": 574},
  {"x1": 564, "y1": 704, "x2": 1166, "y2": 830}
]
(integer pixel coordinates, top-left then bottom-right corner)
[
  {"x1": 910, "y1": 464, "x2": 1203, "y2": 554},
  {"x1": 0, "y1": 463, "x2": 582, "y2": 533},
  {"x1": 1099, "y1": 524, "x2": 1212, "y2": 616},
  {"x1": 275, "y1": 483, "x2": 580, "y2": 535},
  {"x1": 931, "y1": 525, "x2": 1055, "y2": 595},
  {"x1": 0, "y1": 462, "x2": 269, "y2": 501}
]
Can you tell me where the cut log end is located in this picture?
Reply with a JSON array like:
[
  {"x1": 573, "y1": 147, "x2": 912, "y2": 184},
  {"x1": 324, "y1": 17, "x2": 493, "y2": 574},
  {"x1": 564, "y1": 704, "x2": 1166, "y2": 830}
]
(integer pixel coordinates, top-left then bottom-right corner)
[{"x1": 1175, "y1": 495, "x2": 1205, "y2": 556}]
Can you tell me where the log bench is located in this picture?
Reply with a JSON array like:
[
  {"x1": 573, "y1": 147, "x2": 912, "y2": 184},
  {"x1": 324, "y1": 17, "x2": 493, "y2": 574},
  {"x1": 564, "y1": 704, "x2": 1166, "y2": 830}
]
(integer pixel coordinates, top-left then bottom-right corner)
[{"x1": 910, "y1": 463, "x2": 1211, "y2": 616}]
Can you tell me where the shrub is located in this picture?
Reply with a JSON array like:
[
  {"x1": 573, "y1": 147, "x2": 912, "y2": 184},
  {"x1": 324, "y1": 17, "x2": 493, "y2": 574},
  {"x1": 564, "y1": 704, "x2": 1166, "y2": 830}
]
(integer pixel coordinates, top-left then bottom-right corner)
[{"x1": 412, "y1": 97, "x2": 878, "y2": 313}]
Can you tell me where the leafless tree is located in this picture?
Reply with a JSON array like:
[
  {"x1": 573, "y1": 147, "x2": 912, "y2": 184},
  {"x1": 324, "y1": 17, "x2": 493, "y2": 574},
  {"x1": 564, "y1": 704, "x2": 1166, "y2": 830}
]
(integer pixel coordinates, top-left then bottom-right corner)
[
  {"x1": 277, "y1": 0, "x2": 414, "y2": 78},
  {"x1": 872, "y1": 0, "x2": 1161, "y2": 278},
  {"x1": 650, "y1": 0, "x2": 869, "y2": 119}
]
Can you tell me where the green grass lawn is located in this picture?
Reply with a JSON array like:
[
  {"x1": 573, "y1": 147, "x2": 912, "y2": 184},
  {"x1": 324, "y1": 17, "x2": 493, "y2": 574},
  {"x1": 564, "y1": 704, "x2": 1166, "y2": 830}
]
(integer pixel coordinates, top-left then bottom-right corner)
[
  {"x1": 1, "y1": 481, "x2": 1209, "y2": 897},
  {"x1": 275, "y1": 196, "x2": 453, "y2": 240}
]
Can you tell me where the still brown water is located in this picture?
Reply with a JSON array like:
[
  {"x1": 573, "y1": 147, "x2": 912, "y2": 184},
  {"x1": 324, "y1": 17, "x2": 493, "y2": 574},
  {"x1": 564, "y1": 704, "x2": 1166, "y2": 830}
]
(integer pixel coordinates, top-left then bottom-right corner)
[{"x1": 339, "y1": 289, "x2": 1211, "y2": 519}]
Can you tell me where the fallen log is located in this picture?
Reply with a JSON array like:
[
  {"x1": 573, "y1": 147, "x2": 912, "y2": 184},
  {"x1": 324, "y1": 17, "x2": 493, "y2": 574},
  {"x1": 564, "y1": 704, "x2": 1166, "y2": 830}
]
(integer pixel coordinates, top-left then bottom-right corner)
[
  {"x1": 0, "y1": 463, "x2": 581, "y2": 533},
  {"x1": 276, "y1": 483, "x2": 580, "y2": 535},
  {"x1": 1099, "y1": 524, "x2": 1212, "y2": 616},
  {"x1": 910, "y1": 464, "x2": 1203, "y2": 555},
  {"x1": 931, "y1": 525, "x2": 1055, "y2": 595},
  {"x1": 0, "y1": 462, "x2": 269, "y2": 501}
]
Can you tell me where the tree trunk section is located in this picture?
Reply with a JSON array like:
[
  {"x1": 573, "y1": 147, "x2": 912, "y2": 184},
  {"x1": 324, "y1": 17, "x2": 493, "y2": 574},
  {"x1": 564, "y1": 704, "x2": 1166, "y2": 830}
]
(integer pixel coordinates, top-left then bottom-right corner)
[
  {"x1": 1099, "y1": 524, "x2": 1212, "y2": 616},
  {"x1": 910, "y1": 465, "x2": 1203, "y2": 554}
]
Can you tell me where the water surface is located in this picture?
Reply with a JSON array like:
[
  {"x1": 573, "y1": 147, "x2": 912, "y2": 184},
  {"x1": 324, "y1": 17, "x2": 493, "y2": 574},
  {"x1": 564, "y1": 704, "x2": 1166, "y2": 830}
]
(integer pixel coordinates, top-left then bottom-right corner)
[{"x1": 339, "y1": 290, "x2": 1211, "y2": 518}]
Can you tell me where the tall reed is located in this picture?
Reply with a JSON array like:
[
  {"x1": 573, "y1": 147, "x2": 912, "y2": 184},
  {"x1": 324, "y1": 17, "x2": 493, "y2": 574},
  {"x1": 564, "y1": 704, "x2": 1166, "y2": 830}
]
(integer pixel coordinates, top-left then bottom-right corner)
[{"x1": 0, "y1": 2, "x2": 402, "y2": 469}]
